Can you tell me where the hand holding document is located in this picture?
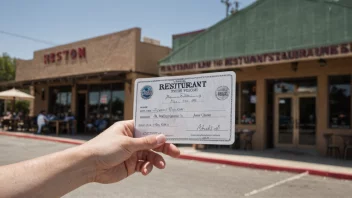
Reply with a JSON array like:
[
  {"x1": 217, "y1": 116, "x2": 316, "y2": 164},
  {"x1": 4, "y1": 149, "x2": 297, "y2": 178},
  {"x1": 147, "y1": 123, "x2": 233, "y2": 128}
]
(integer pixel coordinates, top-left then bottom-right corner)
[{"x1": 133, "y1": 71, "x2": 236, "y2": 145}]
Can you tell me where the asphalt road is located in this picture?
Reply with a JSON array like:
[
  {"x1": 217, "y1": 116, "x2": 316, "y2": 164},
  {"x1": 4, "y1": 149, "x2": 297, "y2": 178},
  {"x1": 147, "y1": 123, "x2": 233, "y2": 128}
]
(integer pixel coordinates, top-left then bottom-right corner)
[{"x1": 0, "y1": 136, "x2": 351, "y2": 198}]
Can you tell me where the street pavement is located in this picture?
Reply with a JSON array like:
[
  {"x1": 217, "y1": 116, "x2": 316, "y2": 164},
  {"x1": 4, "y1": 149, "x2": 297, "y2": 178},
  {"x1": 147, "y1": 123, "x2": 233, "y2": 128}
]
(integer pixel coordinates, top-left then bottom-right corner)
[{"x1": 0, "y1": 136, "x2": 351, "y2": 198}]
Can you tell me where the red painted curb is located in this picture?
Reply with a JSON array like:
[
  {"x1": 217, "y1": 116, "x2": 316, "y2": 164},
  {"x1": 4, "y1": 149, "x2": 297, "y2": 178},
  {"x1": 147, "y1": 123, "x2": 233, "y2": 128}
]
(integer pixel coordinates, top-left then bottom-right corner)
[
  {"x1": 1, "y1": 131, "x2": 352, "y2": 180},
  {"x1": 178, "y1": 155, "x2": 352, "y2": 180},
  {"x1": 0, "y1": 131, "x2": 85, "y2": 145}
]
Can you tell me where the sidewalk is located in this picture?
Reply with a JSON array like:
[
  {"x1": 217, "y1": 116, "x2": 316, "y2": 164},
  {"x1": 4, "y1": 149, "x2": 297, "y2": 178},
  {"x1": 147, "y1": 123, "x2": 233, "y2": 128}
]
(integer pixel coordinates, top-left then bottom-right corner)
[{"x1": 1, "y1": 131, "x2": 352, "y2": 180}]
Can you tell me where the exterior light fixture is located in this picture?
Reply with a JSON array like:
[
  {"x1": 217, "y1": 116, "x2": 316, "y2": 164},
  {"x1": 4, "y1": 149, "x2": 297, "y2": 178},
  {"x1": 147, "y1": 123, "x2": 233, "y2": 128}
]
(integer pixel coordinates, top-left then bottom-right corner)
[
  {"x1": 291, "y1": 62, "x2": 298, "y2": 72},
  {"x1": 319, "y1": 59, "x2": 327, "y2": 67}
]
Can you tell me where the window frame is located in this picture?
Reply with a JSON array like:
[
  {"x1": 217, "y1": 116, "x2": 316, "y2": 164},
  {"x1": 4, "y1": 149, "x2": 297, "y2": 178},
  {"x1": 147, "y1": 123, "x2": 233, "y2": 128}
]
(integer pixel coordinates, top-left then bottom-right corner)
[
  {"x1": 87, "y1": 83, "x2": 125, "y2": 123},
  {"x1": 236, "y1": 81, "x2": 257, "y2": 125},
  {"x1": 49, "y1": 86, "x2": 72, "y2": 116},
  {"x1": 327, "y1": 75, "x2": 352, "y2": 129}
]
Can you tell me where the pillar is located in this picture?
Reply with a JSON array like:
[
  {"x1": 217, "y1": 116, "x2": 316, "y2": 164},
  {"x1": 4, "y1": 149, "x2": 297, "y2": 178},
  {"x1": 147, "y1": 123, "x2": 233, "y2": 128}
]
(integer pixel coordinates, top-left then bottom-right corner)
[
  {"x1": 29, "y1": 86, "x2": 35, "y2": 116},
  {"x1": 124, "y1": 73, "x2": 136, "y2": 120},
  {"x1": 317, "y1": 74, "x2": 327, "y2": 155},
  {"x1": 255, "y1": 78, "x2": 267, "y2": 150},
  {"x1": 71, "y1": 84, "x2": 77, "y2": 115}
]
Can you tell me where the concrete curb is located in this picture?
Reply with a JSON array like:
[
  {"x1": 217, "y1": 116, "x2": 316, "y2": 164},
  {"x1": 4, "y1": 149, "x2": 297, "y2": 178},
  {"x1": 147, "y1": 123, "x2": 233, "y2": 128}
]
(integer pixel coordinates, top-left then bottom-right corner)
[{"x1": 1, "y1": 131, "x2": 352, "y2": 181}]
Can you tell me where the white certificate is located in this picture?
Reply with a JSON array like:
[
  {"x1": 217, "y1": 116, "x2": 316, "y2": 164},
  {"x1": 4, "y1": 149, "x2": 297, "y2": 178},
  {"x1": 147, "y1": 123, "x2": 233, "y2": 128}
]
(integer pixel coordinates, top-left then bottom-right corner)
[{"x1": 133, "y1": 71, "x2": 236, "y2": 145}]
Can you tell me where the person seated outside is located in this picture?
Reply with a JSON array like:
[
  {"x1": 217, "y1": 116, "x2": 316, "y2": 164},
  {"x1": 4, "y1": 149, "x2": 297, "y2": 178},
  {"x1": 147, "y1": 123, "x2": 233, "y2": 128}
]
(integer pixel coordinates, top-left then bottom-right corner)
[
  {"x1": 37, "y1": 110, "x2": 49, "y2": 134},
  {"x1": 14, "y1": 112, "x2": 25, "y2": 130},
  {"x1": 94, "y1": 114, "x2": 108, "y2": 133},
  {"x1": 64, "y1": 112, "x2": 76, "y2": 135},
  {"x1": 1, "y1": 112, "x2": 12, "y2": 130},
  {"x1": 86, "y1": 114, "x2": 97, "y2": 133},
  {"x1": 47, "y1": 113, "x2": 58, "y2": 121},
  {"x1": 64, "y1": 112, "x2": 75, "y2": 122},
  {"x1": 2, "y1": 111, "x2": 12, "y2": 120}
]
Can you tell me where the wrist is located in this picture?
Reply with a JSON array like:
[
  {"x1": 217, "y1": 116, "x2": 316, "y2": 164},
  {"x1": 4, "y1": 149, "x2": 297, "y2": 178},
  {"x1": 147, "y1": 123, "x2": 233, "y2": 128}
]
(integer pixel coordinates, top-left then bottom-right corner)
[{"x1": 70, "y1": 145, "x2": 97, "y2": 184}]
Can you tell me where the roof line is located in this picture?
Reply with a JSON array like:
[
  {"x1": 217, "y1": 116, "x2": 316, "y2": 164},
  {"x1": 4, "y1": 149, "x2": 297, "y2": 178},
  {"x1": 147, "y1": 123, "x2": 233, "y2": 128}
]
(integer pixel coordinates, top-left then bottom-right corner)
[
  {"x1": 35, "y1": 27, "x2": 141, "y2": 53},
  {"x1": 159, "y1": 0, "x2": 266, "y2": 65},
  {"x1": 172, "y1": 29, "x2": 207, "y2": 39}
]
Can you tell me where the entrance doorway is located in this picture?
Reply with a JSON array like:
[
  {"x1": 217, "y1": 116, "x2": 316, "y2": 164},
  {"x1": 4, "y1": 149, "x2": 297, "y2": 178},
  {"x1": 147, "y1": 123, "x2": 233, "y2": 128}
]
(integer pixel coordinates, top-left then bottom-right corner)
[
  {"x1": 274, "y1": 93, "x2": 316, "y2": 148},
  {"x1": 77, "y1": 93, "x2": 87, "y2": 133}
]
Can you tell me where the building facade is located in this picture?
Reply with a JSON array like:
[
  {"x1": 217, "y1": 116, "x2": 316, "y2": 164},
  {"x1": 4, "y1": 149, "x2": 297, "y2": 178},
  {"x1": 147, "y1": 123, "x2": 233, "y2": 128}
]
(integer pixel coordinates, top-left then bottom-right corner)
[
  {"x1": 14, "y1": 28, "x2": 170, "y2": 132},
  {"x1": 159, "y1": 0, "x2": 352, "y2": 154}
]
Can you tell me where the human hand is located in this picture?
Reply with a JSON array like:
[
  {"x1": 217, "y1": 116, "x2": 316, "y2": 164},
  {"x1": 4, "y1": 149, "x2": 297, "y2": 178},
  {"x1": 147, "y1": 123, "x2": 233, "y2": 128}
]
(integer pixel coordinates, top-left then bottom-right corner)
[{"x1": 82, "y1": 120, "x2": 180, "y2": 184}]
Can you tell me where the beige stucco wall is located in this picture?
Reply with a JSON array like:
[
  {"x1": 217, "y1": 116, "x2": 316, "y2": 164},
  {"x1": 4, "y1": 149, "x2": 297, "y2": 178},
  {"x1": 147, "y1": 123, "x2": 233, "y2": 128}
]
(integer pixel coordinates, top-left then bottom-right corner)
[
  {"x1": 16, "y1": 28, "x2": 141, "y2": 81},
  {"x1": 136, "y1": 42, "x2": 171, "y2": 75},
  {"x1": 32, "y1": 84, "x2": 49, "y2": 115}
]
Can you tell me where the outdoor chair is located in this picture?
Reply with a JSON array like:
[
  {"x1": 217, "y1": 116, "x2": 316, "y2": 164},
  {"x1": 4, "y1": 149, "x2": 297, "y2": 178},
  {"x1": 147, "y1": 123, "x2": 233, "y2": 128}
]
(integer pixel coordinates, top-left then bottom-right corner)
[
  {"x1": 1, "y1": 119, "x2": 11, "y2": 130},
  {"x1": 22, "y1": 117, "x2": 31, "y2": 132},
  {"x1": 324, "y1": 134, "x2": 340, "y2": 158},
  {"x1": 343, "y1": 137, "x2": 352, "y2": 160},
  {"x1": 243, "y1": 129, "x2": 255, "y2": 150},
  {"x1": 65, "y1": 119, "x2": 76, "y2": 135},
  {"x1": 344, "y1": 145, "x2": 352, "y2": 160},
  {"x1": 232, "y1": 130, "x2": 241, "y2": 149},
  {"x1": 29, "y1": 116, "x2": 38, "y2": 132}
]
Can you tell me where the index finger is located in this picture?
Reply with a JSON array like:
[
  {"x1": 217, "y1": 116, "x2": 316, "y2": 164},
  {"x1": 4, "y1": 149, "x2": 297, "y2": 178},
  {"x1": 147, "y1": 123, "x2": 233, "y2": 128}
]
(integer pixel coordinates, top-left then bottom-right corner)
[{"x1": 153, "y1": 143, "x2": 180, "y2": 158}]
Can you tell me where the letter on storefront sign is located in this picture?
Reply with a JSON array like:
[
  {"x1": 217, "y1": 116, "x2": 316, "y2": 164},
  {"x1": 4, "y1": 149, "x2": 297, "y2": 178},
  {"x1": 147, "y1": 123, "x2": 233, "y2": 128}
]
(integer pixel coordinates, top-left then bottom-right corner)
[
  {"x1": 50, "y1": 53, "x2": 56, "y2": 63},
  {"x1": 44, "y1": 55, "x2": 50, "y2": 64},
  {"x1": 78, "y1": 48, "x2": 86, "y2": 58},
  {"x1": 341, "y1": 44, "x2": 349, "y2": 54},
  {"x1": 57, "y1": 52, "x2": 62, "y2": 61},
  {"x1": 71, "y1": 49, "x2": 77, "y2": 59}
]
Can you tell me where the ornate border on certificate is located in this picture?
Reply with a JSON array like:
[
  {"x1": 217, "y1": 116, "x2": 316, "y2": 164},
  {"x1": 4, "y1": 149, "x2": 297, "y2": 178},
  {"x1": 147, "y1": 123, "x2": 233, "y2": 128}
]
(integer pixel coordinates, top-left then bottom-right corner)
[{"x1": 134, "y1": 73, "x2": 234, "y2": 142}]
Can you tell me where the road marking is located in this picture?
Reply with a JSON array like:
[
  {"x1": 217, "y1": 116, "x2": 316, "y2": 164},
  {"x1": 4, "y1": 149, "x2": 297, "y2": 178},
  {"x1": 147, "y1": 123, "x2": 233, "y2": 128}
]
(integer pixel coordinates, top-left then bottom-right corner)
[{"x1": 244, "y1": 171, "x2": 309, "y2": 197}]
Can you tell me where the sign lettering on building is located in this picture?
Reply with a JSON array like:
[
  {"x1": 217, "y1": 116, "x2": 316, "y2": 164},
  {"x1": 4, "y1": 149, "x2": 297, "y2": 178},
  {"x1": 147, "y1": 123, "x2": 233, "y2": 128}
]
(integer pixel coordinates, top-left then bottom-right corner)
[
  {"x1": 160, "y1": 43, "x2": 352, "y2": 73},
  {"x1": 44, "y1": 47, "x2": 86, "y2": 64}
]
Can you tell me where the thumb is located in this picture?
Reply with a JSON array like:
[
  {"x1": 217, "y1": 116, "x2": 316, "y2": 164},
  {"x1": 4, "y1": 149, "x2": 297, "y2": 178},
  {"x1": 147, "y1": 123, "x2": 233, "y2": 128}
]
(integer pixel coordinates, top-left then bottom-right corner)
[{"x1": 130, "y1": 134, "x2": 166, "y2": 152}]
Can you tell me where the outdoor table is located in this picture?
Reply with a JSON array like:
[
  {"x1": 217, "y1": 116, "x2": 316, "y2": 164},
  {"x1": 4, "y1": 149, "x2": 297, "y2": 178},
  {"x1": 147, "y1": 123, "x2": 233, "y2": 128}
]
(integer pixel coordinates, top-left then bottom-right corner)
[{"x1": 49, "y1": 120, "x2": 70, "y2": 136}]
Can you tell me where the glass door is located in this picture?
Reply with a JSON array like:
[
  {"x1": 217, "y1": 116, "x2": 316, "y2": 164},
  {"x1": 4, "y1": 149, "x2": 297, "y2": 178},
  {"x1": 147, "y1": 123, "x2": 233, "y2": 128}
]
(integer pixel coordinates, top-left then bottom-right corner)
[
  {"x1": 275, "y1": 95, "x2": 294, "y2": 146},
  {"x1": 274, "y1": 94, "x2": 316, "y2": 148},
  {"x1": 297, "y1": 95, "x2": 316, "y2": 146}
]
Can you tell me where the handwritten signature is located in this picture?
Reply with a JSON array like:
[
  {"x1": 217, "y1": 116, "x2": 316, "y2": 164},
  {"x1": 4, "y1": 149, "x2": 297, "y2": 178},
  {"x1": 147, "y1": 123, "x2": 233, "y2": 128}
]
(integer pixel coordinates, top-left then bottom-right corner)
[
  {"x1": 196, "y1": 124, "x2": 221, "y2": 131},
  {"x1": 166, "y1": 93, "x2": 201, "y2": 100}
]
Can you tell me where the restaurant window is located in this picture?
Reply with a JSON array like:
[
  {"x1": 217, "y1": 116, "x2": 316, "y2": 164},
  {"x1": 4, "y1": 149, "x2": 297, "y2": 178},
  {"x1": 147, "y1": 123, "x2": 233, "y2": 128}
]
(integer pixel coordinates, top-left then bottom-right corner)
[
  {"x1": 111, "y1": 90, "x2": 124, "y2": 122},
  {"x1": 329, "y1": 75, "x2": 351, "y2": 129},
  {"x1": 49, "y1": 86, "x2": 72, "y2": 118},
  {"x1": 88, "y1": 84, "x2": 111, "y2": 119},
  {"x1": 88, "y1": 83, "x2": 125, "y2": 124},
  {"x1": 240, "y1": 81, "x2": 256, "y2": 125},
  {"x1": 274, "y1": 82, "x2": 295, "y2": 93}
]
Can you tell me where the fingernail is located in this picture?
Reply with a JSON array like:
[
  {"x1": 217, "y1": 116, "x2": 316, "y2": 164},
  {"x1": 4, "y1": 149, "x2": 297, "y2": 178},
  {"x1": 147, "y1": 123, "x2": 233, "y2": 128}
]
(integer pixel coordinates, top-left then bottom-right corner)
[
  {"x1": 159, "y1": 161, "x2": 165, "y2": 167},
  {"x1": 144, "y1": 168, "x2": 148, "y2": 174},
  {"x1": 156, "y1": 134, "x2": 166, "y2": 144}
]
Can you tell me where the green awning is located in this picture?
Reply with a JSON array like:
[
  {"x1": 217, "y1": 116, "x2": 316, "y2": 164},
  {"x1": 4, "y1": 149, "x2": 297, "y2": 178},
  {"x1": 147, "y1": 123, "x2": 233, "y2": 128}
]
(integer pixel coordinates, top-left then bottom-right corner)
[{"x1": 159, "y1": 0, "x2": 352, "y2": 66}]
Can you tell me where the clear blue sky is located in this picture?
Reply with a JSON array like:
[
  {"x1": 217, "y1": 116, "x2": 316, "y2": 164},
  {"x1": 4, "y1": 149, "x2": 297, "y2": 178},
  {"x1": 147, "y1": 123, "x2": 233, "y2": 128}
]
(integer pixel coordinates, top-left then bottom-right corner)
[{"x1": 0, "y1": 0, "x2": 256, "y2": 60}]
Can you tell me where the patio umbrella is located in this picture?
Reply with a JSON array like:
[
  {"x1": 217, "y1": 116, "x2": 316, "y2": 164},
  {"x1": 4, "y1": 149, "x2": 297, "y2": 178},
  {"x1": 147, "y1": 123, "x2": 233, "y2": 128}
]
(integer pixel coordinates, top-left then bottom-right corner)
[{"x1": 0, "y1": 88, "x2": 34, "y2": 113}]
